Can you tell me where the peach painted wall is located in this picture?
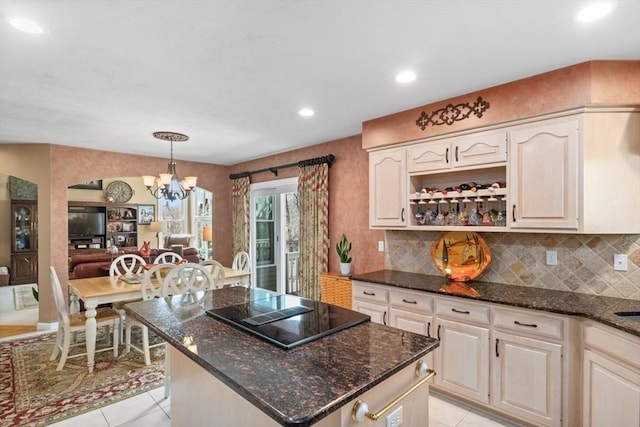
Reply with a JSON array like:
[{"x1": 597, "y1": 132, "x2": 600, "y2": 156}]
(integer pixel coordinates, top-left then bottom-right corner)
[
  {"x1": 0, "y1": 144, "x2": 54, "y2": 326},
  {"x1": 229, "y1": 135, "x2": 385, "y2": 275},
  {"x1": 363, "y1": 60, "x2": 640, "y2": 149}
]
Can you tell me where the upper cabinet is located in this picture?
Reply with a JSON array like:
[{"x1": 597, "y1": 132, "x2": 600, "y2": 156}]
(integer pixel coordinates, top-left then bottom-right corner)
[
  {"x1": 369, "y1": 148, "x2": 407, "y2": 227},
  {"x1": 369, "y1": 108, "x2": 640, "y2": 234},
  {"x1": 509, "y1": 117, "x2": 579, "y2": 230},
  {"x1": 408, "y1": 130, "x2": 507, "y2": 173}
]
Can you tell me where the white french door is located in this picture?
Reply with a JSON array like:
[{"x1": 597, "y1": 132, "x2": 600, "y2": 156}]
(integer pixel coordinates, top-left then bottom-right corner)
[{"x1": 250, "y1": 178, "x2": 299, "y2": 294}]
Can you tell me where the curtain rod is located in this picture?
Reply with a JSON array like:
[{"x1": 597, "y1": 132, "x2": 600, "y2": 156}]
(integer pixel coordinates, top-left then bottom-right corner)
[{"x1": 229, "y1": 154, "x2": 335, "y2": 180}]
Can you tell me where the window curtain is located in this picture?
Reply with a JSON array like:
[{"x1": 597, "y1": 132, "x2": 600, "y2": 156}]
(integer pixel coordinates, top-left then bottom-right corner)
[
  {"x1": 231, "y1": 175, "x2": 250, "y2": 256},
  {"x1": 297, "y1": 162, "x2": 329, "y2": 300}
]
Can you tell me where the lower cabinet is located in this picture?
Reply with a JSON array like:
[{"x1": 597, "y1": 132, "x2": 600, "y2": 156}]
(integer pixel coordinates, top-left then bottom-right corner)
[
  {"x1": 352, "y1": 281, "x2": 572, "y2": 426},
  {"x1": 582, "y1": 321, "x2": 640, "y2": 427},
  {"x1": 435, "y1": 318, "x2": 490, "y2": 403},
  {"x1": 352, "y1": 282, "x2": 389, "y2": 325},
  {"x1": 10, "y1": 252, "x2": 38, "y2": 284},
  {"x1": 492, "y1": 331, "x2": 562, "y2": 426}
]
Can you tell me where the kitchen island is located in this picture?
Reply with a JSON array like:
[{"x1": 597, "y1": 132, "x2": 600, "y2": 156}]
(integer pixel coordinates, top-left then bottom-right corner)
[{"x1": 125, "y1": 287, "x2": 439, "y2": 426}]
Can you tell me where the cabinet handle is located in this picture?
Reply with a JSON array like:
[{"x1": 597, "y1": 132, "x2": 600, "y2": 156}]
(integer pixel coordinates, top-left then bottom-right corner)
[
  {"x1": 455, "y1": 146, "x2": 459, "y2": 162},
  {"x1": 401, "y1": 207, "x2": 405, "y2": 222},
  {"x1": 437, "y1": 324, "x2": 441, "y2": 340},
  {"x1": 402, "y1": 299, "x2": 418, "y2": 304},
  {"x1": 445, "y1": 147, "x2": 449, "y2": 163},
  {"x1": 512, "y1": 204, "x2": 517, "y2": 222},
  {"x1": 23, "y1": 257, "x2": 30, "y2": 264},
  {"x1": 451, "y1": 308, "x2": 470, "y2": 314},
  {"x1": 383, "y1": 311, "x2": 387, "y2": 326},
  {"x1": 427, "y1": 322, "x2": 431, "y2": 338},
  {"x1": 495, "y1": 338, "x2": 500, "y2": 357},
  {"x1": 363, "y1": 291, "x2": 375, "y2": 296},
  {"x1": 514, "y1": 320, "x2": 538, "y2": 328}
]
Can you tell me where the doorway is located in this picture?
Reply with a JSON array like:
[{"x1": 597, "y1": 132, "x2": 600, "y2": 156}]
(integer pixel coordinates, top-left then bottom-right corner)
[{"x1": 250, "y1": 178, "x2": 299, "y2": 294}]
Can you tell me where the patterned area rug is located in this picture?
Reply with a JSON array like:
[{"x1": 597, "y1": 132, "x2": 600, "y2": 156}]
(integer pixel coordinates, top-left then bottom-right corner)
[
  {"x1": 0, "y1": 332, "x2": 165, "y2": 426},
  {"x1": 13, "y1": 287, "x2": 38, "y2": 311}
]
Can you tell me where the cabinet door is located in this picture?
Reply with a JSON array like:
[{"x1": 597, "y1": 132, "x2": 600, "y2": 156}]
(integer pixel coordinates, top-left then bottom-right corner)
[
  {"x1": 12, "y1": 202, "x2": 37, "y2": 252},
  {"x1": 352, "y1": 299, "x2": 388, "y2": 325},
  {"x1": 453, "y1": 131, "x2": 507, "y2": 168},
  {"x1": 583, "y1": 349, "x2": 640, "y2": 427},
  {"x1": 492, "y1": 331, "x2": 562, "y2": 427},
  {"x1": 509, "y1": 118, "x2": 578, "y2": 229},
  {"x1": 407, "y1": 140, "x2": 451, "y2": 173},
  {"x1": 369, "y1": 149, "x2": 407, "y2": 227},
  {"x1": 11, "y1": 253, "x2": 38, "y2": 285},
  {"x1": 434, "y1": 318, "x2": 490, "y2": 403}
]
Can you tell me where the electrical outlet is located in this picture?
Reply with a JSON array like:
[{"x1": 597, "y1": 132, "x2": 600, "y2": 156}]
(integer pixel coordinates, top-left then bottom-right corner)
[
  {"x1": 614, "y1": 254, "x2": 628, "y2": 271},
  {"x1": 546, "y1": 250, "x2": 558, "y2": 266},
  {"x1": 386, "y1": 406, "x2": 403, "y2": 427},
  {"x1": 378, "y1": 241, "x2": 385, "y2": 252}
]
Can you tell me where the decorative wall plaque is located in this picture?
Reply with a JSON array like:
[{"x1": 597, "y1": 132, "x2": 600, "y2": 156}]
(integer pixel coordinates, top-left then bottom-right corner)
[
  {"x1": 416, "y1": 96, "x2": 490, "y2": 130},
  {"x1": 9, "y1": 176, "x2": 37, "y2": 200}
]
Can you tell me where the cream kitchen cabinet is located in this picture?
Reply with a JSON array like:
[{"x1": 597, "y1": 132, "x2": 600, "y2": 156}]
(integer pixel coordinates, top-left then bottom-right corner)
[
  {"x1": 509, "y1": 116, "x2": 579, "y2": 230},
  {"x1": 369, "y1": 108, "x2": 640, "y2": 233},
  {"x1": 509, "y1": 110, "x2": 640, "y2": 233},
  {"x1": 433, "y1": 296, "x2": 491, "y2": 404},
  {"x1": 352, "y1": 281, "x2": 389, "y2": 325},
  {"x1": 408, "y1": 129, "x2": 507, "y2": 173},
  {"x1": 582, "y1": 320, "x2": 640, "y2": 427},
  {"x1": 388, "y1": 288, "x2": 435, "y2": 367},
  {"x1": 492, "y1": 306, "x2": 566, "y2": 427},
  {"x1": 369, "y1": 148, "x2": 407, "y2": 227}
]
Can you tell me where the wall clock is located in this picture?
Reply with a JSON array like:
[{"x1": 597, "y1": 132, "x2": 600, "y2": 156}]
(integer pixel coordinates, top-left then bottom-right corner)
[{"x1": 105, "y1": 180, "x2": 133, "y2": 203}]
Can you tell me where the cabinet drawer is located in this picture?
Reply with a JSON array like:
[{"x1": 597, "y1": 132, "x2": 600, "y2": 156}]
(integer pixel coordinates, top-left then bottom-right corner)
[
  {"x1": 492, "y1": 306, "x2": 564, "y2": 341},
  {"x1": 352, "y1": 281, "x2": 389, "y2": 304},
  {"x1": 390, "y1": 289, "x2": 433, "y2": 315},
  {"x1": 436, "y1": 297, "x2": 490, "y2": 325},
  {"x1": 584, "y1": 321, "x2": 640, "y2": 369}
]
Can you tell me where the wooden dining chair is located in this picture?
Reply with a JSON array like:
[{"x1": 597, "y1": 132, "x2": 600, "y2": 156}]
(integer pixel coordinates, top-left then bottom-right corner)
[
  {"x1": 125, "y1": 263, "x2": 177, "y2": 367},
  {"x1": 162, "y1": 262, "x2": 215, "y2": 295},
  {"x1": 109, "y1": 254, "x2": 147, "y2": 343},
  {"x1": 231, "y1": 251, "x2": 250, "y2": 287},
  {"x1": 154, "y1": 251, "x2": 183, "y2": 264},
  {"x1": 49, "y1": 266, "x2": 120, "y2": 371},
  {"x1": 199, "y1": 259, "x2": 226, "y2": 289}
]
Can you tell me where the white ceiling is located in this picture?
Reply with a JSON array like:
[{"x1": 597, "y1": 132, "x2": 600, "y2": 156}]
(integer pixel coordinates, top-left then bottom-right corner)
[{"x1": 0, "y1": 1, "x2": 638, "y2": 165}]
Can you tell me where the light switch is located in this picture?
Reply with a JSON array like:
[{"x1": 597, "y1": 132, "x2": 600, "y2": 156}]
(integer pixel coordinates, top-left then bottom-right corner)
[{"x1": 378, "y1": 241, "x2": 385, "y2": 252}]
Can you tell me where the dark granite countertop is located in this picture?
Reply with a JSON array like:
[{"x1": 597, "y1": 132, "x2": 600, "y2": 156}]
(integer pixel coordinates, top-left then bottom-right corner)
[
  {"x1": 124, "y1": 287, "x2": 439, "y2": 427},
  {"x1": 351, "y1": 270, "x2": 640, "y2": 337}
]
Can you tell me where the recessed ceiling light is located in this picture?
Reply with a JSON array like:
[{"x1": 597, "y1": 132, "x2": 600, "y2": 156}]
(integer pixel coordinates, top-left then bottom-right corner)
[
  {"x1": 395, "y1": 70, "x2": 417, "y2": 83},
  {"x1": 9, "y1": 18, "x2": 44, "y2": 34},
  {"x1": 298, "y1": 108, "x2": 315, "y2": 117},
  {"x1": 573, "y1": 1, "x2": 617, "y2": 23}
]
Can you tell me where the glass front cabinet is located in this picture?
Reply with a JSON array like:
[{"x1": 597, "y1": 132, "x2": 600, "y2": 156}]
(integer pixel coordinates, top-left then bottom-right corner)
[{"x1": 11, "y1": 200, "x2": 38, "y2": 284}]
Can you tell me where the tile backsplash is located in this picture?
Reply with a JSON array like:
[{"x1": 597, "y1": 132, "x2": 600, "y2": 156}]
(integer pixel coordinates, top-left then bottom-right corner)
[{"x1": 385, "y1": 231, "x2": 640, "y2": 300}]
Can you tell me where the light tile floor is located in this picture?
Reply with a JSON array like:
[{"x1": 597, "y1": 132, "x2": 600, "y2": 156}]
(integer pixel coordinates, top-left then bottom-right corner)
[{"x1": 47, "y1": 386, "x2": 521, "y2": 427}]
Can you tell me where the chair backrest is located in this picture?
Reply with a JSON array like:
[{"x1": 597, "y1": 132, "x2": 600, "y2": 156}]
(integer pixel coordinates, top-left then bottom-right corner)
[
  {"x1": 232, "y1": 251, "x2": 250, "y2": 272},
  {"x1": 109, "y1": 254, "x2": 147, "y2": 278},
  {"x1": 154, "y1": 252, "x2": 183, "y2": 264},
  {"x1": 141, "y1": 263, "x2": 177, "y2": 300},
  {"x1": 161, "y1": 262, "x2": 214, "y2": 296},
  {"x1": 50, "y1": 266, "x2": 71, "y2": 327},
  {"x1": 199, "y1": 259, "x2": 226, "y2": 289}
]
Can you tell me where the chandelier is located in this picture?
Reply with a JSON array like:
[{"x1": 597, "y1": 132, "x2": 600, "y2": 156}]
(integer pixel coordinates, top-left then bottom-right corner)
[{"x1": 143, "y1": 131, "x2": 197, "y2": 201}]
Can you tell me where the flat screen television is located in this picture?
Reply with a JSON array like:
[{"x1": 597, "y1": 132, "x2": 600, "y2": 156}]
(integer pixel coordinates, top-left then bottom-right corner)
[{"x1": 68, "y1": 212, "x2": 106, "y2": 237}]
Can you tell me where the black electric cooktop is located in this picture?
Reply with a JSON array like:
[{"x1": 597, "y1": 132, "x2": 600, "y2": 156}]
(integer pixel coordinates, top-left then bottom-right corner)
[{"x1": 206, "y1": 294, "x2": 370, "y2": 349}]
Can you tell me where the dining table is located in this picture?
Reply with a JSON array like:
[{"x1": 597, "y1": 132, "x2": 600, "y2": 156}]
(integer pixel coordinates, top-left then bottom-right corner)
[{"x1": 68, "y1": 266, "x2": 251, "y2": 373}]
